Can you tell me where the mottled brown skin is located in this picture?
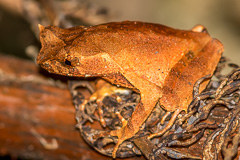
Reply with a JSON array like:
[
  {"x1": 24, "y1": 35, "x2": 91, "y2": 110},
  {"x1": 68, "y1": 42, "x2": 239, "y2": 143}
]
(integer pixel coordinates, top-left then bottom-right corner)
[{"x1": 37, "y1": 21, "x2": 224, "y2": 158}]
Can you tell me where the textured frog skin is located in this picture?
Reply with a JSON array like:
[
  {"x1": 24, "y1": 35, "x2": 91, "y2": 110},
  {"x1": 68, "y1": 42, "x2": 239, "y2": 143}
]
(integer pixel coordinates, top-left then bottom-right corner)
[{"x1": 37, "y1": 21, "x2": 223, "y2": 158}]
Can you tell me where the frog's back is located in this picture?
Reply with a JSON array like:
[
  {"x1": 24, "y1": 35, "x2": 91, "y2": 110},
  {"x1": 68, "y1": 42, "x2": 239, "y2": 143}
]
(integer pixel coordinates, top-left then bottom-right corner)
[
  {"x1": 38, "y1": 21, "x2": 223, "y2": 112},
  {"x1": 84, "y1": 21, "x2": 214, "y2": 88}
]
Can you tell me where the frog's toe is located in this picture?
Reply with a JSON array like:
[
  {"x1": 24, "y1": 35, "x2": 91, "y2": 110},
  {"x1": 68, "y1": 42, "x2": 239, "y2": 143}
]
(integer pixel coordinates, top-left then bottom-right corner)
[
  {"x1": 111, "y1": 138, "x2": 124, "y2": 158},
  {"x1": 93, "y1": 127, "x2": 129, "y2": 158},
  {"x1": 93, "y1": 130, "x2": 109, "y2": 140},
  {"x1": 109, "y1": 127, "x2": 132, "y2": 158}
]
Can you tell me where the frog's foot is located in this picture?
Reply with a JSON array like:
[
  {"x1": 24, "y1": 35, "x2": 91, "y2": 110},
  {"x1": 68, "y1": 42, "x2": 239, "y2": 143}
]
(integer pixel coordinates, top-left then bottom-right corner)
[
  {"x1": 94, "y1": 126, "x2": 131, "y2": 158},
  {"x1": 148, "y1": 109, "x2": 181, "y2": 139},
  {"x1": 95, "y1": 98, "x2": 127, "y2": 127},
  {"x1": 111, "y1": 113, "x2": 129, "y2": 158},
  {"x1": 93, "y1": 113, "x2": 130, "y2": 158},
  {"x1": 89, "y1": 79, "x2": 131, "y2": 127},
  {"x1": 110, "y1": 128, "x2": 128, "y2": 158}
]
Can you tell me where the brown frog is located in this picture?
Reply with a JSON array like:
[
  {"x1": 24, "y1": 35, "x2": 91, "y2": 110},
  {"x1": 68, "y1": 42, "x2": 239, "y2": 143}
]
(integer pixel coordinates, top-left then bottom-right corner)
[{"x1": 37, "y1": 21, "x2": 223, "y2": 158}]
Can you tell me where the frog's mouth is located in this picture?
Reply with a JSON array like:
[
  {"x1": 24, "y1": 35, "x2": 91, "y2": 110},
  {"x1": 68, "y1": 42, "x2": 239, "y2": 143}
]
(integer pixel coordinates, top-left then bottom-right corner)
[{"x1": 38, "y1": 59, "x2": 87, "y2": 77}]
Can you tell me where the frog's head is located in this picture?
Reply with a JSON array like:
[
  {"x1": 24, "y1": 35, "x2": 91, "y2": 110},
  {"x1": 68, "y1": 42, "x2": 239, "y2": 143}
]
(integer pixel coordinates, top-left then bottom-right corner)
[{"x1": 37, "y1": 25, "x2": 120, "y2": 77}]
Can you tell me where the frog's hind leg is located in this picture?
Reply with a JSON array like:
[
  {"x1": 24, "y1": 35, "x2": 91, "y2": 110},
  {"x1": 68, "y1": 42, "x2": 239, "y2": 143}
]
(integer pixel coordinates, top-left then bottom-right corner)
[
  {"x1": 109, "y1": 102, "x2": 154, "y2": 158},
  {"x1": 94, "y1": 91, "x2": 160, "y2": 158},
  {"x1": 95, "y1": 72, "x2": 162, "y2": 158},
  {"x1": 148, "y1": 108, "x2": 181, "y2": 139},
  {"x1": 94, "y1": 102, "x2": 147, "y2": 158}
]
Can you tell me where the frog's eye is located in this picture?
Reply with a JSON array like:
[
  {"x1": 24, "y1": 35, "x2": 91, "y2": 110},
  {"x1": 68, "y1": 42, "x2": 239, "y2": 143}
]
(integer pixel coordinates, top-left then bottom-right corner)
[{"x1": 64, "y1": 59, "x2": 72, "y2": 66}]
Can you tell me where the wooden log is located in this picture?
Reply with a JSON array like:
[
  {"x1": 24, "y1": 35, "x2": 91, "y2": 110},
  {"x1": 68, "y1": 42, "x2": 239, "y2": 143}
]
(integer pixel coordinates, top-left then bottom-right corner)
[{"x1": 0, "y1": 54, "x2": 143, "y2": 160}]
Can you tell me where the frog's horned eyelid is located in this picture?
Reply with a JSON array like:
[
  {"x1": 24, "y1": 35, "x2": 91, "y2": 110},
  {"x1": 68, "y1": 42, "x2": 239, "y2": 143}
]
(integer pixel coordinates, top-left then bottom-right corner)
[
  {"x1": 191, "y1": 25, "x2": 208, "y2": 33},
  {"x1": 38, "y1": 24, "x2": 45, "y2": 32}
]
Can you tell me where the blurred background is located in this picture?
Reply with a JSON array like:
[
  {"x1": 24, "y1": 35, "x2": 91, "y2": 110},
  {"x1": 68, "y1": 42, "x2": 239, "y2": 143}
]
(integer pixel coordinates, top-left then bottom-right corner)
[
  {"x1": 0, "y1": 0, "x2": 239, "y2": 64},
  {"x1": 0, "y1": 1, "x2": 239, "y2": 160}
]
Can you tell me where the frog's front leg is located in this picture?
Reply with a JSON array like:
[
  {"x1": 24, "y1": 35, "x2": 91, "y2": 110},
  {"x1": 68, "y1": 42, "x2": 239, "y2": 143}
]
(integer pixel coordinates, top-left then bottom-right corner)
[
  {"x1": 85, "y1": 79, "x2": 131, "y2": 127},
  {"x1": 70, "y1": 79, "x2": 131, "y2": 126},
  {"x1": 109, "y1": 98, "x2": 159, "y2": 158},
  {"x1": 98, "y1": 73, "x2": 162, "y2": 158}
]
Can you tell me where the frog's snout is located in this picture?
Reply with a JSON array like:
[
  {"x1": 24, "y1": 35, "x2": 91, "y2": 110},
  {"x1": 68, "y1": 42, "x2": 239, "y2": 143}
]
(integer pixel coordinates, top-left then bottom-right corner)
[{"x1": 36, "y1": 53, "x2": 44, "y2": 65}]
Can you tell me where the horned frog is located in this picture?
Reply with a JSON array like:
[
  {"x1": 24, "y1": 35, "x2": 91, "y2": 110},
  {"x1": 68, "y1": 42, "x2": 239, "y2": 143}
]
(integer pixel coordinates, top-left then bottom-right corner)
[{"x1": 37, "y1": 21, "x2": 223, "y2": 158}]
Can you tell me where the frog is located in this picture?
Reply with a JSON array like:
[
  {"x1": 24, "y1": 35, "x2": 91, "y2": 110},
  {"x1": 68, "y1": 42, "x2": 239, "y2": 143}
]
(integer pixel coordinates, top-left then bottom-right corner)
[{"x1": 37, "y1": 21, "x2": 224, "y2": 158}]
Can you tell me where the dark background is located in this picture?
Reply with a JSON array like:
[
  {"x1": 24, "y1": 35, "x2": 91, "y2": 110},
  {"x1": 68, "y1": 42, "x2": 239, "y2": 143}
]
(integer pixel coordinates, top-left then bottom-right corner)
[
  {"x1": 0, "y1": 0, "x2": 240, "y2": 64},
  {"x1": 0, "y1": 0, "x2": 240, "y2": 65}
]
